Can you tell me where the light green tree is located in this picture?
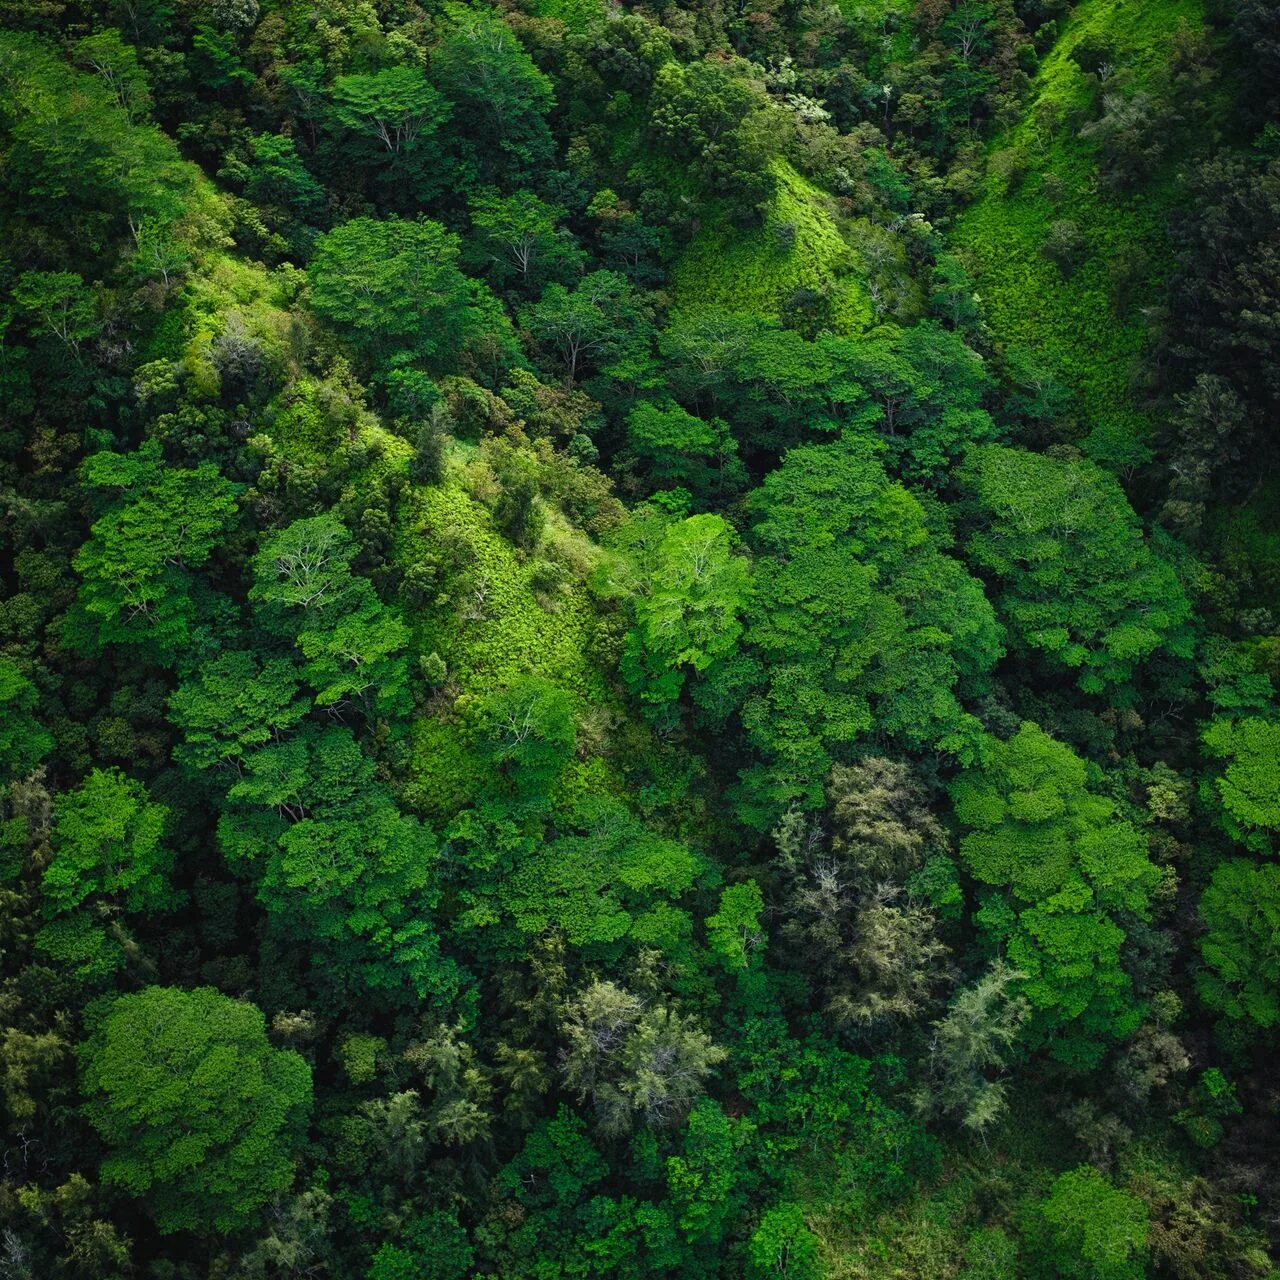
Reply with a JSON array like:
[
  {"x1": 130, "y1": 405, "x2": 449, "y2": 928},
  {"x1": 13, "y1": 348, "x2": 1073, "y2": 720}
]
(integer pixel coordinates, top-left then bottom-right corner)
[
  {"x1": 622, "y1": 513, "x2": 751, "y2": 712},
  {"x1": 1202, "y1": 717, "x2": 1280, "y2": 851},
  {"x1": 959, "y1": 445, "x2": 1193, "y2": 693},
  {"x1": 308, "y1": 217, "x2": 477, "y2": 369},
  {"x1": 79, "y1": 986, "x2": 312, "y2": 1235},
  {"x1": 1031, "y1": 1166, "x2": 1148, "y2": 1280},
  {"x1": 42, "y1": 768, "x2": 171, "y2": 917},
  {"x1": 1196, "y1": 860, "x2": 1280, "y2": 1031},
  {"x1": 70, "y1": 444, "x2": 238, "y2": 658},
  {"x1": 951, "y1": 723, "x2": 1161, "y2": 1067}
]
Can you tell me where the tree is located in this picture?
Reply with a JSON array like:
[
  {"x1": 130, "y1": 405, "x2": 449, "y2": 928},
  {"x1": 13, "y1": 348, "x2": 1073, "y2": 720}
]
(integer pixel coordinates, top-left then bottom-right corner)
[
  {"x1": 330, "y1": 67, "x2": 451, "y2": 207},
  {"x1": 504, "y1": 795, "x2": 701, "y2": 946},
  {"x1": 73, "y1": 30, "x2": 152, "y2": 121},
  {"x1": 1196, "y1": 860, "x2": 1280, "y2": 1032},
  {"x1": 1201, "y1": 717, "x2": 1280, "y2": 852},
  {"x1": 42, "y1": 769, "x2": 171, "y2": 917},
  {"x1": 331, "y1": 67, "x2": 449, "y2": 157},
  {"x1": 36, "y1": 768, "x2": 173, "y2": 982},
  {"x1": 469, "y1": 189, "x2": 584, "y2": 293},
  {"x1": 775, "y1": 763, "x2": 951, "y2": 1011},
  {"x1": 492, "y1": 449, "x2": 545, "y2": 549},
  {"x1": 825, "y1": 321, "x2": 1001, "y2": 483},
  {"x1": 467, "y1": 676, "x2": 577, "y2": 801},
  {"x1": 1031, "y1": 1167, "x2": 1149, "y2": 1280},
  {"x1": 70, "y1": 444, "x2": 239, "y2": 658},
  {"x1": 951, "y1": 723, "x2": 1159, "y2": 913},
  {"x1": 297, "y1": 583, "x2": 411, "y2": 717},
  {"x1": 666, "y1": 1099, "x2": 753, "y2": 1247},
  {"x1": 250, "y1": 514, "x2": 361, "y2": 630},
  {"x1": 950, "y1": 723, "x2": 1161, "y2": 1067},
  {"x1": 521, "y1": 270, "x2": 651, "y2": 389},
  {"x1": 706, "y1": 881, "x2": 766, "y2": 972},
  {"x1": 649, "y1": 59, "x2": 779, "y2": 221},
  {"x1": 719, "y1": 434, "x2": 1000, "y2": 823},
  {"x1": 622, "y1": 514, "x2": 751, "y2": 713},
  {"x1": 367, "y1": 1211, "x2": 473, "y2": 1280},
  {"x1": 431, "y1": 2, "x2": 555, "y2": 185},
  {"x1": 219, "y1": 728, "x2": 453, "y2": 1001},
  {"x1": 243, "y1": 132, "x2": 326, "y2": 221},
  {"x1": 747, "y1": 1204, "x2": 820, "y2": 1280},
  {"x1": 13, "y1": 270, "x2": 100, "y2": 358},
  {"x1": 958, "y1": 445, "x2": 1193, "y2": 693},
  {"x1": 410, "y1": 403, "x2": 451, "y2": 485},
  {"x1": 169, "y1": 652, "x2": 310, "y2": 772},
  {"x1": 308, "y1": 217, "x2": 476, "y2": 370},
  {"x1": 626, "y1": 400, "x2": 745, "y2": 501},
  {"x1": 78, "y1": 987, "x2": 312, "y2": 1235},
  {"x1": 560, "y1": 981, "x2": 725, "y2": 1135},
  {"x1": 0, "y1": 657, "x2": 52, "y2": 782},
  {"x1": 920, "y1": 960, "x2": 1030, "y2": 1134}
]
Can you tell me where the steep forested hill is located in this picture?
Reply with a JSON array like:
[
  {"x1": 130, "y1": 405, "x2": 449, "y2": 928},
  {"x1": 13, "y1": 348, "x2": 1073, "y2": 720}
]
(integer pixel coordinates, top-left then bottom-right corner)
[{"x1": 0, "y1": 1, "x2": 1278, "y2": 1277}]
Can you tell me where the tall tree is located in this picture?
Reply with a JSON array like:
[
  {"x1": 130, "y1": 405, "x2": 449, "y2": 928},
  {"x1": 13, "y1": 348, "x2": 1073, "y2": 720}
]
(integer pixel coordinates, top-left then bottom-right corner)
[
  {"x1": 958, "y1": 445, "x2": 1193, "y2": 693},
  {"x1": 78, "y1": 986, "x2": 312, "y2": 1235}
]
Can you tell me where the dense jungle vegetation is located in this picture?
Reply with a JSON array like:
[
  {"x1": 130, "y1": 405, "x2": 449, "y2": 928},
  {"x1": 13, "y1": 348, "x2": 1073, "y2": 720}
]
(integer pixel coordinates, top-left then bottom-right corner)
[{"x1": 1, "y1": 0, "x2": 1279, "y2": 1275}]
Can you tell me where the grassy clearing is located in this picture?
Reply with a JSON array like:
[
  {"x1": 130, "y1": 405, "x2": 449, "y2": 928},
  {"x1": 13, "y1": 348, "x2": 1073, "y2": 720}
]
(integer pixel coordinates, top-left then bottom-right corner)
[
  {"x1": 953, "y1": 0, "x2": 1206, "y2": 469},
  {"x1": 398, "y1": 470, "x2": 614, "y2": 815},
  {"x1": 670, "y1": 158, "x2": 876, "y2": 334},
  {"x1": 533, "y1": 0, "x2": 603, "y2": 33}
]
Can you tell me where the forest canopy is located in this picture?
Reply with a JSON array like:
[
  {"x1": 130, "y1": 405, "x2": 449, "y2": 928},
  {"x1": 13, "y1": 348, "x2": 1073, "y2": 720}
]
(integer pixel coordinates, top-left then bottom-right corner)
[{"x1": 1, "y1": 0, "x2": 1278, "y2": 1277}]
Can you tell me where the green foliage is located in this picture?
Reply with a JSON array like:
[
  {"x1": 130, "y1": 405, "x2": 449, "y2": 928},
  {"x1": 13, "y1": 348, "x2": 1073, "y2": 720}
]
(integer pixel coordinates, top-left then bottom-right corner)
[
  {"x1": 79, "y1": 986, "x2": 311, "y2": 1235},
  {"x1": 626, "y1": 400, "x2": 746, "y2": 501},
  {"x1": 0, "y1": 30, "x2": 212, "y2": 262},
  {"x1": 952, "y1": 723, "x2": 1160, "y2": 1066},
  {"x1": 521, "y1": 270, "x2": 652, "y2": 389},
  {"x1": 1201, "y1": 717, "x2": 1280, "y2": 851},
  {"x1": 953, "y1": 0, "x2": 1209, "y2": 464},
  {"x1": 0, "y1": 657, "x2": 52, "y2": 781},
  {"x1": 919, "y1": 960, "x2": 1030, "y2": 1135},
  {"x1": 1196, "y1": 859, "x2": 1280, "y2": 1032},
  {"x1": 1175, "y1": 1067, "x2": 1243, "y2": 1148},
  {"x1": 1030, "y1": 1166, "x2": 1149, "y2": 1280},
  {"x1": 670, "y1": 159, "x2": 876, "y2": 333},
  {"x1": 367, "y1": 1211, "x2": 472, "y2": 1280},
  {"x1": 706, "y1": 881, "x2": 766, "y2": 972},
  {"x1": 220, "y1": 727, "x2": 454, "y2": 1001},
  {"x1": 505, "y1": 795, "x2": 701, "y2": 947},
  {"x1": 431, "y1": 2, "x2": 555, "y2": 185},
  {"x1": 3, "y1": 6, "x2": 1277, "y2": 1277},
  {"x1": 722, "y1": 434, "x2": 1000, "y2": 822},
  {"x1": 666, "y1": 1099, "x2": 754, "y2": 1246},
  {"x1": 560, "y1": 980, "x2": 726, "y2": 1135},
  {"x1": 338, "y1": 1032, "x2": 386, "y2": 1085},
  {"x1": 622, "y1": 513, "x2": 751, "y2": 713},
  {"x1": 250, "y1": 514, "x2": 361, "y2": 628},
  {"x1": 747, "y1": 1204, "x2": 821, "y2": 1280},
  {"x1": 169, "y1": 652, "x2": 310, "y2": 771},
  {"x1": 43, "y1": 768, "x2": 171, "y2": 916},
  {"x1": 70, "y1": 445, "x2": 239, "y2": 659},
  {"x1": 959, "y1": 445, "x2": 1193, "y2": 692},
  {"x1": 331, "y1": 67, "x2": 450, "y2": 202},
  {"x1": 34, "y1": 765, "x2": 173, "y2": 979},
  {"x1": 308, "y1": 216, "x2": 492, "y2": 373},
  {"x1": 832, "y1": 321, "x2": 1002, "y2": 483},
  {"x1": 466, "y1": 675, "x2": 577, "y2": 801},
  {"x1": 469, "y1": 189, "x2": 584, "y2": 293}
]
